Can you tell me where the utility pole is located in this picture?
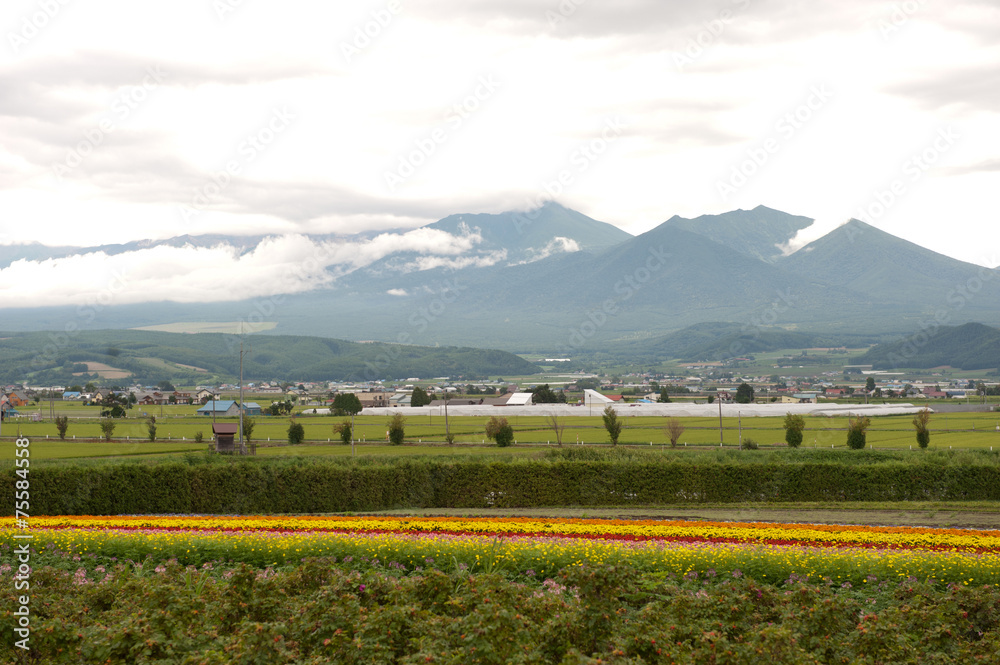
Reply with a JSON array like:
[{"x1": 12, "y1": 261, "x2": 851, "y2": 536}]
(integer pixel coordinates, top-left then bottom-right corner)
[
  {"x1": 444, "y1": 390, "x2": 450, "y2": 443},
  {"x1": 718, "y1": 396, "x2": 724, "y2": 445}
]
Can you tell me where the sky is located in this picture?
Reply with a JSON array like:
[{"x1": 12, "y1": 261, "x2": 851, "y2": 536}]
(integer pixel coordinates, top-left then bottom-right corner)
[{"x1": 1, "y1": 0, "x2": 998, "y2": 308}]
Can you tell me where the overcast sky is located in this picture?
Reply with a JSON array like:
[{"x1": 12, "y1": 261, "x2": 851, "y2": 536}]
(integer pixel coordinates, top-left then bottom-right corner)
[{"x1": 1, "y1": 0, "x2": 998, "y2": 308}]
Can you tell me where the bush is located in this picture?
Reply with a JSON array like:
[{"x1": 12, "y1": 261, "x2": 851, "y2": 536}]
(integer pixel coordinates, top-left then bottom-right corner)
[
  {"x1": 388, "y1": 413, "x2": 406, "y2": 445},
  {"x1": 602, "y1": 405, "x2": 623, "y2": 446},
  {"x1": 54, "y1": 416, "x2": 69, "y2": 440},
  {"x1": 287, "y1": 421, "x2": 305, "y2": 444},
  {"x1": 334, "y1": 420, "x2": 352, "y2": 445},
  {"x1": 99, "y1": 419, "x2": 116, "y2": 442},
  {"x1": 847, "y1": 416, "x2": 871, "y2": 450},
  {"x1": 783, "y1": 413, "x2": 805, "y2": 449},
  {"x1": 194, "y1": 431, "x2": 204, "y2": 443},
  {"x1": 494, "y1": 423, "x2": 514, "y2": 447},
  {"x1": 740, "y1": 438, "x2": 759, "y2": 450},
  {"x1": 913, "y1": 408, "x2": 931, "y2": 449},
  {"x1": 485, "y1": 416, "x2": 508, "y2": 442},
  {"x1": 146, "y1": 416, "x2": 157, "y2": 442}
]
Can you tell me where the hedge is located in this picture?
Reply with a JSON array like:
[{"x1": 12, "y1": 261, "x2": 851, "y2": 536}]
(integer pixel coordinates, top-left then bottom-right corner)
[{"x1": 7, "y1": 456, "x2": 1000, "y2": 514}]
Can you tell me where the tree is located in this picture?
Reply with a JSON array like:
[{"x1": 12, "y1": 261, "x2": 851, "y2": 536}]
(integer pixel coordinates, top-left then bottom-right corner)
[
  {"x1": 388, "y1": 413, "x2": 406, "y2": 445},
  {"x1": 783, "y1": 413, "x2": 805, "y2": 448},
  {"x1": 157, "y1": 380, "x2": 176, "y2": 392},
  {"x1": 54, "y1": 416, "x2": 69, "y2": 440},
  {"x1": 100, "y1": 392, "x2": 128, "y2": 419},
  {"x1": 494, "y1": 422, "x2": 514, "y2": 447},
  {"x1": 145, "y1": 416, "x2": 157, "y2": 442},
  {"x1": 734, "y1": 382, "x2": 755, "y2": 404},
  {"x1": 531, "y1": 384, "x2": 561, "y2": 403},
  {"x1": 84, "y1": 382, "x2": 96, "y2": 393},
  {"x1": 977, "y1": 382, "x2": 988, "y2": 404},
  {"x1": 332, "y1": 393, "x2": 362, "y2": 416},
  {"x1": 485, "y1": 416, "x2": 509, "y2": 442},
  {"x1": 602, "y1": 405, "x2": 623, "y2": 446},
  {"x1": 242, "y1": 417, "x2": 256, "y2": 443},
  {"x1": 288, "y1": 420, "x2": 305, "y2": 444},
  {"x1": 664, "y1": 417, "x2": 684, "y2": 447},
  {"x1": 706, "y1": 394, "x2": 715, "y2": 404},
  {"x1": 547, "y1": 414, "x2": 566, "y2": 446},
  {"x1": 912, "y1": 407, "x2": 931, "y2": 449},
  {"x1": 657, "y1": 389, "x2": 671, "y2": 404},
  {"x1": 410, "y1": 387, "x2": 432, "y2": 407},
  {"x1": 847, "y1": 415, "x2": 871, "y2": 449},
  {"x1": 865, "y1": 376, "x2": 876, "y2": 393},
  {"x1": 99, "y1": 418, "x2": 116, "y2": 442},
  {"x1": 334, "y1": 420, "x2": 352, "y2": 445}
]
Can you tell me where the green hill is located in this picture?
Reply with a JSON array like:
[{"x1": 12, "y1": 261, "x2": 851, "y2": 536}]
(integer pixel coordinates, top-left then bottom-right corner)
[
  {"x1": 854, "y1": 322, "x2": 1000, "y2": 370},
  {"x1": 778, "y1": 220, "x2": 1000, "y2": 311},
  {"x1": 0, "y1": 330, "x2": 540, "y2": 385},
  {"x1": 662, "y1": 205, "x2": 814, "y2": 263}
]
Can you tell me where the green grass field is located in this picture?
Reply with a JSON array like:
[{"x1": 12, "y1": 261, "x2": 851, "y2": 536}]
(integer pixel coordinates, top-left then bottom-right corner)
[{"x1": 4, "y1": 410, "x2": 1000, "y2": 461}]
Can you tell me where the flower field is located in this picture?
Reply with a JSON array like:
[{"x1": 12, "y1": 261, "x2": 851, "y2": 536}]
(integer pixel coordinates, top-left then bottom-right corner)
[
  {"x1": 8, "y1": 514, "x2": 1000, "y2": 587},
  {"x1": 6, "y1": 515, "x2": 1000, "y2": 663}
]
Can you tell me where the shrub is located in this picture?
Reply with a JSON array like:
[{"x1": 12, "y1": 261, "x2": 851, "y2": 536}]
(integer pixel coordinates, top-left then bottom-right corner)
[
  {"x1": 99, "y1": 419, "x2": 116, "y2": 442},
  {"x1": 740, "y1": 438, "x2": 759, "y2": 450},
  {"x1": 334, "y1": 420, "x2": 352, "y2": 445},
  {"x1": 663, "y1": 417, "x2": 685, "y2": 448},
  {"x1": 494, "y1": 423, "x2": 515, "y2": 447},
  {"x1": 783, "y1": 413, "x2": 805, "y2": 449},
  {"x1": 847, "y1": 416, "x2": 871, "y2": 450},
  {"x1": 485, "y1": 416, "x2": 508, "y2": 442},
  {"x1": 602, "y1": 405, "x2": 623, "y2": 446},
  {"x1": 912, "y1": 408, "x2": 931, "y2": 449},
  {"x1": 146, "y1": 416, "x2": 157, "y2": 442},
  {"x1": 287, "y1": 421, "x2": 305, "y2": 444},
  {"x1": 242, "y1": 417, "x2": 256, "y2": 443},
  {"x1": 388, "y1": 413, "x2": 406, "y2": 445},
  {"x1": 194, "y1": 431, "x2": 204, "y2": 443},
  {"x1": 54, "y1": 416, "x2": 69, "y2": 440}
]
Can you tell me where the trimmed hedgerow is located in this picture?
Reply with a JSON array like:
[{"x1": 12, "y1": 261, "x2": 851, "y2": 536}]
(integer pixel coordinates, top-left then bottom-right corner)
[{"x1": 6, "y1": 451, "x2": 1000, "y2": 514}]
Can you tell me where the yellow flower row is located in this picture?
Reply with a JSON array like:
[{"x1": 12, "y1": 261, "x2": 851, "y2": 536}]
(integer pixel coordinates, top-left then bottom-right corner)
[{"x1": 22, "y1": 514, "x2": 1000, "y2": 552}]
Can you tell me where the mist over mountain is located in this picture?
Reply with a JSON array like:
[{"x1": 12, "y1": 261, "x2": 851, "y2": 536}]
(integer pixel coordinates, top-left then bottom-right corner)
[{"x1": 2, "y1": 203, "x2": 998, "y2": 359}]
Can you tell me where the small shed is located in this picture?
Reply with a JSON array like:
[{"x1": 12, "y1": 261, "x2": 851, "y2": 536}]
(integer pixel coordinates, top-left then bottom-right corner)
[{"x1": 212, "y1": 423, "x2": 239, "y2": 453}]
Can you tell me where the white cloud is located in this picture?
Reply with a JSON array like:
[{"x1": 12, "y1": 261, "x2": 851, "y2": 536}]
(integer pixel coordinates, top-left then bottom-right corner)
[
  {"x1": 0, "y1": 227, "x2": 484, "y2": 308},
  {"x1": 777, "y1": 215, "x2": 851, "y2": 256}
]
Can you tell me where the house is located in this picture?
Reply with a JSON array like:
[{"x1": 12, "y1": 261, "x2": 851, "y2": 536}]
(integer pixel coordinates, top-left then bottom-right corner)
[
  {"x1": 1, "y1": 400, "x2": 18, "y2": 420},
  {"x1": 357, "y1": 393, "x2": 389, "y2": 408},
  {"x1": 922, "y1": 390, "x2": 948, "y2": 399},
  {"x1": 62, "y1": 391, "x2": 82, "y2": 401},
  {"x1": 196, "y1": 389, "x2": 219, "y2": 403},
  {"x1": 583, "y1": 389, "x2": 613, "y2": 407},
  {"x1": 501, "y1": 392, "x2": 534, "y2": 406},
  {"x1": 4, "y1": 392, "x2": 29, "y2": 407},
  {"x1": 824, "y1": 388, "x2": 846, "y2": 398},
  {"x1": 388, "y1": 393, "x2": 411, "y2": 407},
  {"x1": 243, "y1": 402, "x2": 262, "y2": 416},
  {"x1": 212, "y1": 423, "x2": 239, "y2": 453},
  {"x1": 197, "y1": 400, "x2": 243, "y2": 417}
]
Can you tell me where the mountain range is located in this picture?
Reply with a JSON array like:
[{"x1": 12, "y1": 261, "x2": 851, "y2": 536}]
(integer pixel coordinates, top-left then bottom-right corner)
[{"x1": 2, "y1": 202, "x2": 998, "y2": 358}]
